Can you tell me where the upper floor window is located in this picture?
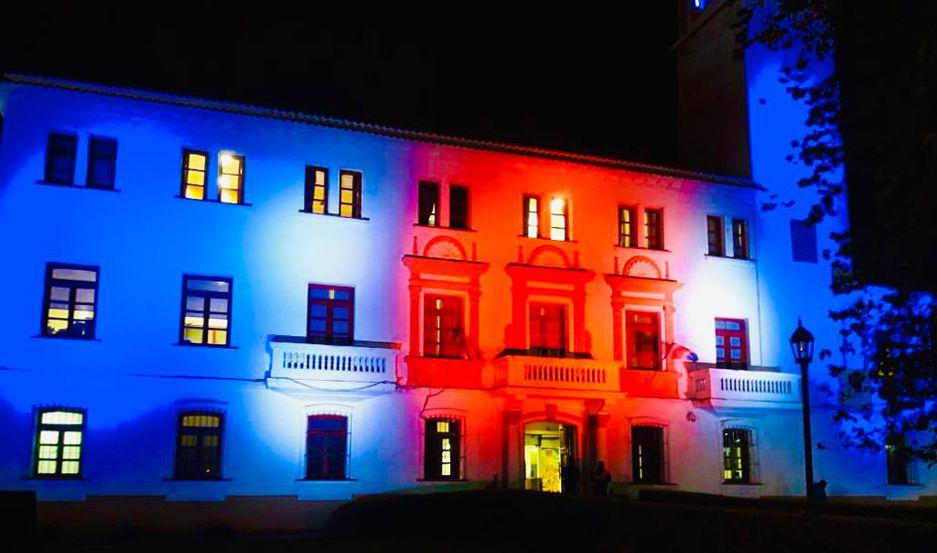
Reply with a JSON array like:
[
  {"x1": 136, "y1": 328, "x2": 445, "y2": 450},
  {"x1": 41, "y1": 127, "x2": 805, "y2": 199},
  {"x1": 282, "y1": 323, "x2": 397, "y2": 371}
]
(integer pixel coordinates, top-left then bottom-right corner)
[
  {"x1": 424, "y1": 295, "x2": 465, "y2": 358},
  {"x1": 33, "y1": 409, "x2": 85, "y2": 478},
  {"x1": 42, "y1": 263, "x2": 99, "y2": 339},
  {"x1": 790, "y1": 219, "x2": 818, "y2": 263},
  {"x1": 86, "y1": 137, "x2": 117, "y2": 189},
  {"x1": 631, "y1": 425, "x2": 664, "y2": 484},
  {"x1": 886, "y1": 433, "x2": 912, "y2": 485},
  {"x1": 418, "y1": 181, "x2": 440, "y2": 226},
  {"x1": 549, "y1": 198, "x2": 568, "y2": 241},
  {"x1": 304, "y1": 166, "x2": 329, "y2": 214},
  {"x1": 732, "y1": 219, "x2": 750, "y2": 259},
  {"x1": 424, "y1": 418, "x2": 461, "y2": 481},
  {"x1": 715, "y1": 318, "x2": 748, "y2": 369},
  {"x1": 529, "y1": 303, "x2": 566, "y2": 356},
  {"x1": 626, "y1": 310, "x2": 660, "y2": 370},
  {"x1": 45, "y1": 133, "x2": 77, "y2": 185},
  {"x1": 174, "y1": 412, "x2": 223, "y2": 480},
  {"x1": 180, "y1": 276, "x2": 232, "y2": 347},
  {"x1": 618, "y1": 206, "x2": 636, "y2": 248},
  {"x1": 217, "y1": 152, "x2": 245, "y2": 204},
  {"x1": 707, "y1": 215, "x2": 725, "y2": 256},
  {"x1": 644, "y1": 208, "x2": 663, "y2": 250},
  {"x1": 449, "y1": 185, "x2": 470, "y2": 230},
  {"x1": 181, "y1": 149, "x2": 208, "y2": 200},
  {"x1": 691, "y1": 0, "x2": 708, "y2": 10},
  {"x1": 339, "y1": 170, "x2": 363, "y2": 218},
  {"x1": 308, "y1": 284, "x2": 354, "y2": 343},
  {"x1": 523, "y1": 195, "x2": 540, "y2": 238},
  {"x1": 306, "y1": 415, "x2": 349, "y2": 480},
  {"x1": 723, "y1": 428, "x2": 753, "y2": 484}
]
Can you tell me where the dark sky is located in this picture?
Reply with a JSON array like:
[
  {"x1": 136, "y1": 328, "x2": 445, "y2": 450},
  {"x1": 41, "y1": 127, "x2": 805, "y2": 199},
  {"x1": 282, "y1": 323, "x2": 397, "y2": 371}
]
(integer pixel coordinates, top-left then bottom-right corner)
[{"x1": 0, "y1": 5, "x2": 679, "y2": 165}]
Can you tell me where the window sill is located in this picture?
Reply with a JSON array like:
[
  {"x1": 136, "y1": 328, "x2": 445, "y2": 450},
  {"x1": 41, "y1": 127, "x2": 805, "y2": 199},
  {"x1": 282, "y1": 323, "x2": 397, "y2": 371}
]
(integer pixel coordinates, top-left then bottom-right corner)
[
  {"x1": 270, "y1": 335, "x2": 401, "y2": 350},
  {"x1": 413, "y1": 223, "x2": 476, "y2": 233},
  {"x1": 296, "y1": 478, "x2": 358, "y2": 482},
  {"x1": 32, "y1": 334, "x2": 101, "y2": 342},
  {"x1": 25, "y1": 475, "x2": 85, "y2": 481},
  {"x1": 705, "y1": 254, "x2": 755, "y2": 262},
  {"x1": 298, "y1": 209, "x2": 369, "y2": 221},
  {"x1": 163, "y1": 477, "x2": 231, "y2": 482},
  {"x1": 175, "y1": 195, "x2": 252, "y2": 207},
  {"x1": 36, "y1": 180, "x2": 120, "y2": 192},
  {"x1": 174, "y1": 342, "x2": 238, "y2": 349},
  {"x1": 518, "y1": 235, "x2": 578, "y2": 244},
  {"x1": 614, "y1": 244, "x2": 670, "y2": 253}
]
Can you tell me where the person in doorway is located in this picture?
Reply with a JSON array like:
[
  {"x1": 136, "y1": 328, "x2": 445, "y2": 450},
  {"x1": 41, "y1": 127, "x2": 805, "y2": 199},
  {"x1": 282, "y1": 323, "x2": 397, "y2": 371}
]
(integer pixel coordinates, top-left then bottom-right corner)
[
  {"x1": 592, "y1": 460, "x2": 612, "y2": 496},
  {"x1": 561, "y1": 458, "x2": 580, "y2": 494}
]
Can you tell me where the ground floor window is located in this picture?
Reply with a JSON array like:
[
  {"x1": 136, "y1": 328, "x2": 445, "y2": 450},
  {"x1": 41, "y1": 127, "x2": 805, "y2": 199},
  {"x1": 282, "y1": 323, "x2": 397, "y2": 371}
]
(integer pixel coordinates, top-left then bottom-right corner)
[
  {"x1": 33, "y1": 409, "x2": 85, "y2": 478},
  {"x1": 524, "y1": 421, "x2": 578, "y2": 493},
  {"x1": 175, "y1": 412, "x2": 223, "y2": 479},
  {"x1": 631, "y1": 425, "x2": 664, "y2": 484},
  {"x1": 306, "y1": 415, "x2": 348, "y2": 480},
  {"x1": 723, "y1": 428, "x2": 753, "y2": 483},
  {"x1": 424, "y1": 418, "x2": 461, "y2": 480}
]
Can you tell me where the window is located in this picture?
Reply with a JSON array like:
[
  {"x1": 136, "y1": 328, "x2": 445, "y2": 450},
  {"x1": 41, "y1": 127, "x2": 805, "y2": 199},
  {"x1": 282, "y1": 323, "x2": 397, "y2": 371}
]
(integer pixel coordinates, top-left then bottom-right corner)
[
  {"x1": 707, "y1": 215, "x2": 725, "y2": 256},
  {"x1": 42, "y1": 263, "x2": 99, "y2": 339},
  {"x1": 304, "y1": 166, "x2": 328, "y2": 214},
  {"x1": 306, "y1": 415, "x2": 348, "y2": 480},
  {"x1": 307, "y1": 284, "x2": 354, "y2": 343},
  {"x1": 180, "y1": 276, "x2": 232, "y2": 346},
  {"x1": 886, "y1": 433, "x2": 911, "y2": 485},
  {"x1": 423, "y1": 295, "x2": 465, "y2": 358},
  {"x1": 523, "y1": 195, "x2": 540, "y2": 238},
  {"x1": 549, "y1": 197, "x2": 568, "y2": 241},
  {"x1": 418, "y1": 181, "x2": 440, "y2": 226},
  {"x1": 529, "y1": 303, "x2": 566, "y2": 356},
  {"x1": 449, "y1": 185, "x2": 470, "y2": 230},
  {"x1": 424, "y1": 418, "x2": 461, "y2": 480},
  {"x1": 715, "y1": 318, "x2": 748, "y2": 369},
  {"x1": 644, "y1": 208, "x2": 663, "y2": 250},
  {"x1": 631, "y1": 426, "x2": 664, "y2": 484},
  {"x1": 723, "y1": 428, "x2": 752, "y2": 483},
  {"x1": 85, "y1": 137, "x2": 117, "y2": 189},
  {"x1": 218, "y1": 152, "x2": 245, "y2": 204},
  {"x1": 33, "y1": 409, "x2": 85, "y2": 478},
  {"x1": 626, "y1": 311, "x2": 661, "y2": 370},
  {"x1": 618, "y1": 206, "x2": 636, "y2": 248},
  {"x1": 181, "y1": 149, "x2": 208, "y2": 200},
  {"x1": 174, "y1": 412, "x2": 223, "y2": 480},
  {"x1": 44, "y1": 133, "x2": 77, "y2": 184},
  {"x1": 790, "y1": 219, "x2": 818, "y2": 263},
  {"x1": 732, "y1": 219, "x2": 750, "y2": 259},
  {"x1": 339, "y1": 170, "x2": 362, "y2": 218},
  {"x1": 692, "y1": 0, "x2": 708, "y2": 10}
]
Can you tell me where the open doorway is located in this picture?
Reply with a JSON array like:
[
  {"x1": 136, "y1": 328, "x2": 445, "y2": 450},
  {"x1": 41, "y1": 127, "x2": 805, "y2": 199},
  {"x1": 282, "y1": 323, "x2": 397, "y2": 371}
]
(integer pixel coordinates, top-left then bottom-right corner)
[{"x1": 524, "y1": 421, "x2": 578, "y2": 493}]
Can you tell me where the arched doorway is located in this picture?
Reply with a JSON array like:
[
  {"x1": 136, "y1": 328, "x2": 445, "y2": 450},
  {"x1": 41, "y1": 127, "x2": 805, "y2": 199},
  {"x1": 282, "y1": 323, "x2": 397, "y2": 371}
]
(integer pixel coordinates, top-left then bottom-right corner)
[{"x1": 523, "y1": 421, "x2": 578, "y2": 493}]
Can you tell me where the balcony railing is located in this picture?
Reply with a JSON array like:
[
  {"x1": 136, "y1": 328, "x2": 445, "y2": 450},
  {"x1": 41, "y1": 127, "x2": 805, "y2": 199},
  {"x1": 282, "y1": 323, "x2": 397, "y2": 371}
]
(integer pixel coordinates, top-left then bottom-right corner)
[
  {"x1": 268, "y1": 337, "x2": 399, "y2": 386},
  {"x1": 688, "y1": 368, "x2": 800, "y2": 403},
  {"x1": 494, "y1": 355, "x2": 620, "y2": 392}
]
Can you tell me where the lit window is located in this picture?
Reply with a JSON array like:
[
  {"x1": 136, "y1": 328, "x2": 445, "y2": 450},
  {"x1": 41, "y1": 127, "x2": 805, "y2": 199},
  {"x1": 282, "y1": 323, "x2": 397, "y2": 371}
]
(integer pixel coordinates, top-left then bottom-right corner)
[
  {"x1": 86, "y1": 137, "x2": 117, "y2": 189},
  {"x1": 692, "y1": 0, "x2": 708, "y2": 10},
  {"x1": 304, "y1": 166, "x2": 329, "y2": 214},
  {"x1": 424, "y1": 418, "x2": 461, "y2": 480},
  {"x1": 308, "y1": 284, "x2": 354, "y2": 343},
  {"x1": 715, "y1": 318, "x2": 748, "y2": 369},
  {"x1": 529, "y1": 303, "x2": 566, "y2": 357},
  {"x1": 175, "y1": 412, "x2": 223, "y2": 479},
  {"x1": 618, "y1": 206, "x2": 636, "y2": 248},
  {"x1": 707, "y1": 215, "x2": 725, "y2": 256},
  {"x1": 306, "y1": 415, "x2": 348, "y2": 480},
  {"x1": 732, "y1": 219, "x2": 750, "y2": 259},
  {"x1": 626, "y1": 311, "x2": 661, "y2": 370},
  {"x1": 549, "y1": 198, "x2": 568, "y2": 241},
  {"x1": 218, "y1": 152, "x2": 245, "y2": 204},
  {"x1": 523, "y1": 195, "x2": 540, "y2": 238},
  {"x1": 424, "y1": 295, "x2": 465, "y2": 358},
  {"x1": 449, "y1": 185, "x2": 470, "y2": 230},
  {"x1": 44, "y1": 133, "x2": 77, "y2": 185},
  {"x1": 644, "y1": 208, "x2": 663, "y2": 250},
  {"x1": 631, "y1": 425, "x2": 664, "y2": 484},
  {"x1": 33, "y1": 409, "x2": 85, "y2": 478},
  {"x1": 180, "y1": 276, "x2": 232, "y2": 347},
  {"x1": 418, "y1": 181, "x2": 440, "y2": 226},
  {"x1": 181, "y1": 149, "x2": 208, "y2": 200},
  {"x1": 42, "y1": 263, "x2": 99, "y2": 339},
  {"x1": 723, "y1": 428, "x2": 752, "y2": 483},
  {"x1": 339, "y1": 170, "x2": 362, "y2": 218}
]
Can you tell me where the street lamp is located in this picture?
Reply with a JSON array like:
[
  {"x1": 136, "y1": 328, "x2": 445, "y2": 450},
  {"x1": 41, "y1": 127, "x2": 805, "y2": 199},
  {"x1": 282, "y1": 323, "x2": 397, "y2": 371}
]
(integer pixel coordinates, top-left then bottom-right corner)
[{"x1": 790, "y1": 318, "x2": 815, "y2": 500}]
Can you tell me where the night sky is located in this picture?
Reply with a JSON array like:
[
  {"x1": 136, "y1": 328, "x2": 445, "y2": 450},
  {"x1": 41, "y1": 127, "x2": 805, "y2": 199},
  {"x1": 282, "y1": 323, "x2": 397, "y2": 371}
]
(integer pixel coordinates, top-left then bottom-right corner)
[{"x1": 0, "y1": 5, "x2": 679, "y2": 166}]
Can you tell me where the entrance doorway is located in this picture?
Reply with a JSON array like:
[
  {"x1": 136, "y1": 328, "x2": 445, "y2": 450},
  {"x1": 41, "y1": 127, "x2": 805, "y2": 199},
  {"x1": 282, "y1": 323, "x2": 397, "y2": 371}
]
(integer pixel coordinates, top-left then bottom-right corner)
[{"x1": 524, "y1": 421, "x2": 578, "y2": 493}]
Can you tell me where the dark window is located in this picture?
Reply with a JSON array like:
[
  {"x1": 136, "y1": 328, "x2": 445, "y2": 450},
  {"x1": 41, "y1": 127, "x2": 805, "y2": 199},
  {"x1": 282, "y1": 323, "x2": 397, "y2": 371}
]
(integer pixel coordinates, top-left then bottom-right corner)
[
  {"x1": 631, "y1": 426, "x2": 664, "y2": 484},
  {"x1": 645, "y1": 208, "x2": 663, "y2": 250},
  {"x1": 715, "y1": 318, "x2": 748, "y2": 369},
  {"x1": 174, "y1": 412, "x2": 223, "y2": 480},
  {"x1": 790, "y1": 219, "x2": 818, "y2": 263},
  {"x1": 423, "y1": 294, "x2": 465, "y2": 358},
  {"x1": 707, "y1": 215, "x2": 725, "y2": 256},
  {"x1": 626, "y1": 311, "x2": 661, "y2": 370},
  {"x1": 44, "y1": 133, "x2": 77, "y2": 185},
  {"x1": 180, "y1": 276, "x2": 232, "y2": 346},
  {"x1": 181, "y1": 149, "x2": 208, "y2": 200},
  {"x1": 42, "y1": 263, "x2": 99, "y2": 339},
  {"x1": 33, "y1": 409, "x2": 85, "y2": 478},
  {"x1": 449, "y1": 185, "x2": 470, "y2": 229},
  {"x1": 886, "y1": 434, "x2": 911, "y2": 485},
  {"x1": 218, "y1": 153, "x2": 245, "y2": 204},
  {"x1": 339, "y1": 170, "x2": 362, "y2": 218},
  {"x1": 308, "y1": 285, "x2": 354, "y2": 343},
  {"x1": 529, "y1": 303, "x2": 566, "y2": 356},
  {"x1": 618, "y1": 206, "x2": 636, "y2": 248},
  {"x1": 306, "y1": 415, "x2": 348, "y2": 480},
  {"x1": 723, "y1": 428, "x2": 752, "y2": 483},
  {"x1": 304, "y1": 166, "x2": 328, "y2": 214},
  {"x1": 424, "y1": 418, "x2": 461, "y2": 480},
  {"x1": 732, "y1": 219, "x2": 750, "y2": 259},
  {"x1": 418, "y1": 181, "x2": 440, "y2": 226},
  {"x1": 86, "y1": 137, "x2": 117, "y2": 189},
  {"x1": 523, "y1": 195, "x2": 540, "y2": 238}
]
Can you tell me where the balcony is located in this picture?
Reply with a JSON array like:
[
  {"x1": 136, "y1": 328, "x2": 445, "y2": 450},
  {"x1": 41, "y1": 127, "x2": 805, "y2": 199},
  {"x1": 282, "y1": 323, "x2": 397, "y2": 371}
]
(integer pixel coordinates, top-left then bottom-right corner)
[
  {"x1": 267, "y1": 336, "x2": 400, "y2": 391},
  {"x1": 494, "y1": 355, "x2": 620, "y2": 392},
  {"x1": 688, "y1": 368, "x2": 800, "y2": 405}
]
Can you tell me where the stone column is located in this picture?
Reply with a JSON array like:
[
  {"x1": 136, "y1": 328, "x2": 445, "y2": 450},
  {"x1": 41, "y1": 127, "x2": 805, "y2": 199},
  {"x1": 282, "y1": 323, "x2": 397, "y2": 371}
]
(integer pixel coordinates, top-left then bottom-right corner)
[{"x1": 408, "y1": 282, "x2": 421, "y2": 356}]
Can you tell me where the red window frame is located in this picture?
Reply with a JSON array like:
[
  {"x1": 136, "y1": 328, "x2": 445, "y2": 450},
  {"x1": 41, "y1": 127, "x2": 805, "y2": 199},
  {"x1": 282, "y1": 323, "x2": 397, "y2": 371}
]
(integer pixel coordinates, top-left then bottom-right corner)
[
  {"x1": 644, "y1": 208, "x2": 664, "y2": 250},
  {"x1": 707, "y1": 215, "x2": 725, "y2": 256},
  {"x1": 306, "y1": 415, "x2": 348, "y2": 481},
  {"x1": 715, "y1": 318, "x2": 748, "y2": 369},
  {"x1": 626, "y1": 310, "x2": 661, "y2": 370},
  {"x1": 423, "y1": 294, "x2": 465, "y2": 358},
  {"x1": 529, "y1": 302, "x2": 567, "y2": 356},
  {"x1": 307, "y1": 284, "x2": 354, "y2": 343}
]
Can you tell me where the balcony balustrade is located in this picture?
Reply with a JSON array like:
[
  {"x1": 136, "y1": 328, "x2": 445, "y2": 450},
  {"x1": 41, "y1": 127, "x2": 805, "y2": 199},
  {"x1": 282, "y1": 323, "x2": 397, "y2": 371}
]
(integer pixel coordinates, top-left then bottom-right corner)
[
  {"x1": 688, "y1": 367, "x2": 800, "y2": 404},
  {"x1": 494, "y1": 355, "x2": 620, "y2": 392},
  {"x1": 268, "y1": 337, "x2": 399, "y2": 388}
]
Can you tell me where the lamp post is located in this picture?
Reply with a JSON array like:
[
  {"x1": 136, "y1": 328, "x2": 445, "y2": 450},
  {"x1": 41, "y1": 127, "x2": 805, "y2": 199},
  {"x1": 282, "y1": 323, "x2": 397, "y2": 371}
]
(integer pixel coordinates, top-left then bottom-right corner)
[{"x1": 790, "y1": 319, "x2": 815, "y2": 500}]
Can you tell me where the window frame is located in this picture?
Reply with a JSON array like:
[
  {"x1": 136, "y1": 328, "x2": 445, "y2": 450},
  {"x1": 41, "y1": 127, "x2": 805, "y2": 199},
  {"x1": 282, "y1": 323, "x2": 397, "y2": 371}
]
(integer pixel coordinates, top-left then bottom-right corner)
[
  {"x1": 306, "y1": 284, "x2": 355, "y2": 344},
  {"x1": 41, "y1": 262, "x2": 100, "y2": 340},
  {"x1": 179, "y1": 275, "x2": 234, "y2": 348},
  {"x1": 529, "y1": 302, "x2": 567, "y2": 357},
  {"x1": 522, "y1": 195, "x2": 541, "y2": 238},
  {"x1": 44, "y1": 132, "x2": 78, "y2": 185},
  {"x1": 548, "y1": 197, "x2": 570, "y2": 241},
  {"x1": 304, "y1": 165, "x2": 329, "y2": 214},
  {"x1": 217, "y1": 152, "x2": 245, "y2": 204},
  {"x1": 423, "y1": 417, "x2": 462, "y2": 481},
  {"x1": 85, "y1": 136, "x2": 118, "y2": 190},
  {"x1": 732, "y1": 218, "x2": 750, "y2": 259},
  {"x1": 625, "y1": 310, "x2": 662, "y2": 370},
  {"x1": 722, "y1": 427, "x2": 753, "y2": 484},
  {"x1": 305, "y1": 414, "x2": 350, "y2": 481},
  {"x1": 618, "y1": 206, "x2": 637, "y2": 248},
  {"x1": 423, "y1": 294, "x2": 466, "y2": 358},
  {"x1": 180, "y1": 149, "x2": 209, "y2": 200},
  {"x1": 644, "y1": 208, "x2": 664, "y2": 250},
  {"x1": 631, "y1": 425, "x2": 665, "y2": 484},
  {"x1": 173, "y1": 411, "x2": 225, "y2": 480},
  {"x1": 449, "y1": 184, "x2": 470, "y2": 230},
  {"x1": 715, "y1": 318, "x2": 749, "y2": 369},
  {"x1": 706, "y1": 215, "x2": 725, "y2": 256},
  {"x1": 32, "y1": 408, "x2": 87, "y2": 479},
  {"x1": 417, "y1": 181, "x2": 440, "y2": 227},
  {"x1": 338, "y1": 170, "x2": 363, "y2": 219}
]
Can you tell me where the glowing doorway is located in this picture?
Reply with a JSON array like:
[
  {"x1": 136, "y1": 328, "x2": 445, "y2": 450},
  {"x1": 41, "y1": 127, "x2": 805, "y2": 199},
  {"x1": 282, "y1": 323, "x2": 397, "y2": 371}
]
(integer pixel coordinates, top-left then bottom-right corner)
[{"x1": 524, "y1": 421, "x2": 578, "y2": 493}]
